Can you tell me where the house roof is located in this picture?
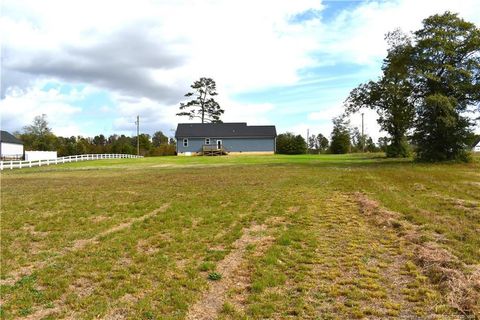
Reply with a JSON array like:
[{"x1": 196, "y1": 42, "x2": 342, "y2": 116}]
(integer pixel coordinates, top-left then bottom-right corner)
[
  {"x1": 0, "y1": 130, "x2": 23, "y2": 145},
  {"x1": 175, "y1": 122, "x2": 276, "y2": 138},
  {"x1": 472, "y1": 136, "x2": 480, "y2": 148}
]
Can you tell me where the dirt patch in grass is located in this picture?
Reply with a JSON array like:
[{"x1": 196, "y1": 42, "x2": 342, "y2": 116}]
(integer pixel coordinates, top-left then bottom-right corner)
[
  {"x1": 286, "y1": 206, "x2": 300, "y2": 214},
  {"x1": 431, "y1": 193, "x2": 479, "y2": 212},
  {"x1": 355, "y1": 192, "x2": 480, "y2": 317},
  {"x1": 186, "y1": 223, "x2": 275, "y2": 320},
  {"x1": 22, "y1": 306, "x2": 62, "y2": 320},
  {"x1": 103, "y1": 309, "x2": 129, "y2": 320},
  {"x1": 69, "y1": 277, "x2": 95, "y2": 298},
  {"x1": 22, "y1": 225, "x2": 49, "y2": 238},
  {"x1": 90, "y1": 215, "x2": 109, "y2": 223},
  {"x1": 136, "y1": 239, "x2": 160, "y2": 255},
  {"x1": 464, "y1": 181, "x2": 480, "y2": 187}
]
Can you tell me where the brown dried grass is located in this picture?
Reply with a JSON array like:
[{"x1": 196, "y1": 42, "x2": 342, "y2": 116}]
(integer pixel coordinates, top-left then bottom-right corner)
[{"x1": 355, "y1": 192, "x2": 480, "y2": 318}]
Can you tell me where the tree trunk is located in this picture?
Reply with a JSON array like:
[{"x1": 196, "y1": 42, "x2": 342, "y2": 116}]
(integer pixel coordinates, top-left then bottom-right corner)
[{"x1": 201, "y1": 88, "x2": 206, "y2": 123}]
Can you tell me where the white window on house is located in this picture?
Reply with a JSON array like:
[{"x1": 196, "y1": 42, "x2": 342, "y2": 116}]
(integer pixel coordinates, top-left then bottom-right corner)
[
  {"x1": 183, "y1": 138, "x2": 188, "y2": 147},
  {"x1": 205, "y1": 138, "x2": 210, "y2": 145}
]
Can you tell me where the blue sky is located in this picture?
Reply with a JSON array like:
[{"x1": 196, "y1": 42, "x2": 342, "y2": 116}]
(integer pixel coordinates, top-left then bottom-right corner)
[{"x1": 1, "y1": 0, "x2": 479, "y2": 140}]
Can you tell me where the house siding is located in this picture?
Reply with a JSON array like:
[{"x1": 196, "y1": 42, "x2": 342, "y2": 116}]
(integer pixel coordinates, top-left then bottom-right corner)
[
  {"x1": 177, "y1": 137, "x2": 275, "y2": 154},
  {"x1": 0, "y1": 142, "x2": 24, "y2": 159}
]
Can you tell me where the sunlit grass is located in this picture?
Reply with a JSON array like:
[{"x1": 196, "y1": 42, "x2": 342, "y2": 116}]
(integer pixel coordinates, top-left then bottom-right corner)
[{"x1": 1, "y1": 153, "x2": 478, "y2": 318}]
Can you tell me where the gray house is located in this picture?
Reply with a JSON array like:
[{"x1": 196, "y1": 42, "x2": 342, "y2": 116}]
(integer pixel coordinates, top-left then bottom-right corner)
[{"x1": 175, "y1": 122, "x2": 277, "y2": 155}]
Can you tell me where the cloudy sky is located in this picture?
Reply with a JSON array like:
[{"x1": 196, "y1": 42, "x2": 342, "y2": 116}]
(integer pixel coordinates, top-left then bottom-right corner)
[{"x1": 1, "y1": 0, "x2": 479, "y2": 140}]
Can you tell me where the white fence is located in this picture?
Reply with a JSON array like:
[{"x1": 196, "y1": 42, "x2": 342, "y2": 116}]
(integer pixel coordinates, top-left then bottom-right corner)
[{"x1": 0, "y1": 154, "x2": 142, "y2": 170}]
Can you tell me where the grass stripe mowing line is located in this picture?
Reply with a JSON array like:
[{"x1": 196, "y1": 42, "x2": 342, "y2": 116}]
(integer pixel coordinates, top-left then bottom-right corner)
[
  {"x1": 186, "y1": 223, "x2": 276, "y2": 320},
  {"x1": 0, "y1": 204, "x2": 170, "y2": 288}
]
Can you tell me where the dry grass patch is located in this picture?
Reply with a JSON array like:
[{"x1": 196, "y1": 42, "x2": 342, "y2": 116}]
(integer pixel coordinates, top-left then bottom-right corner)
[
  {"x1": 69, "y1": 277, "x2": 95, "y2": 299},
  {"x1": 416, "y1": 243, "x2": 480, "y2": 316},
  {"x1": 355, "y1": 192, "x2": 480, "y2": 318}
]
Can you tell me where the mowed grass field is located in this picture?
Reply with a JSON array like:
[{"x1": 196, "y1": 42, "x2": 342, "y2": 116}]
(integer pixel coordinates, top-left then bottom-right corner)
[{"x1": 1, "y1": 154, "x2": 479, "y2": 319}]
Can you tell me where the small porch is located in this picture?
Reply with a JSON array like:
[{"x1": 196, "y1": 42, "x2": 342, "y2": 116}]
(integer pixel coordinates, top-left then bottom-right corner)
[{"x1": 202, "y1": 144, "x2": 228, "y2": 156}]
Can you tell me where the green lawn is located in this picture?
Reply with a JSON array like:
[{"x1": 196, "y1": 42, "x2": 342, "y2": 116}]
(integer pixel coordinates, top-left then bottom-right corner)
[{"x1": 1, "y1": 154, "x2": 479, "y2": 319}]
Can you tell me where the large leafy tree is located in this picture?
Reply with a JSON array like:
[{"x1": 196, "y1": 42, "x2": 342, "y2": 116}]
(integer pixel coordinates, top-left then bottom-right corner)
[
  {"x1": 21, "y1": 114, "x2": 57, "y2": 151},
  {"x1": 152, "y1": 131, "x2": 168, "y2": 147},
  {"x1": 411, "y1": 12, "x2": 480, "y2": 161},
  {"x1": 92, "y1": 134, "x2": 107, "y2": 146},
  {"x1": 317, "y1": 134, "x2": 329, "y2": 152},
  {"x1": 329, "y1": 116, "x2": 351, "y2": 154},
  {"x1": 177, "y1": 77, "x2": 224, "y2": 123},
  {"x1": 413, "y1": 94, "x2": 471, "y2": 161},
  {"x1": 308, "y1": 135, "x2": 318, "y2": 150},
  {"x1": 345, "y1": 30, "x2": 415, "y2": 158}
]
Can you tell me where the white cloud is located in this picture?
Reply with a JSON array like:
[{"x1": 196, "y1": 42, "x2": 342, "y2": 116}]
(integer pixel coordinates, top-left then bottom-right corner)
[
  {"x1": 0, "y1": 86, "x2": 83, "y2": 136},
  {"x1": 308, "y1": 105, "x2": 343, "y2": 121},
  {"x1": 318, "y1": 0, "x2": 480, "y2": 65},
  {"x1": 1, "y1": 0, "x2": 479, "y2": 139},
  {"x1": 1, "y1": 0, "x2": 324, "y2": 98}
]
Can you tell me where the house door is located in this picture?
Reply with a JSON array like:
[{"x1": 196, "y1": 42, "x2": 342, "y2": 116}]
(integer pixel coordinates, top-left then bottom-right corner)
[{"x1": 217, "y1": 140, "x2": 222, "y2": 149}]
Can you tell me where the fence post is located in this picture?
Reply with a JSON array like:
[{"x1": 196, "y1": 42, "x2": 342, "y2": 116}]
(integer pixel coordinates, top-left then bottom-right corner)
[
  {"x1": 0, "y1": 162, "x2": 3, "y2": 171},
  {"x1": 10, "y1": 161, "x2": 13, "y2": 169},
  {"x1": 39, "y1": 160, "x2": 42, "y2": 167},
  {"x1": 29, "y1": 161, "x2": 32, "y2": 168}
]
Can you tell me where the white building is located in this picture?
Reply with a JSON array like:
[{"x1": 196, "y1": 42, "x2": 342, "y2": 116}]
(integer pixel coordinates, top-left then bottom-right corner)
[
  {"x1": 473, "y1": 138, "x2": 480, "y2": 153},
  {"x1": 0, "y1": 131, "x2": 24, "y2": 160}
]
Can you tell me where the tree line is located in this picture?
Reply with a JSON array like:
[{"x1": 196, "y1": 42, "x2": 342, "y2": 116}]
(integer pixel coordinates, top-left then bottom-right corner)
[
  {"x1": 16, "y1": 114, "x2": 176, "y2": 157},
  {"x1": 276, "y1": 125, "x2": 381, "y2": 155}
]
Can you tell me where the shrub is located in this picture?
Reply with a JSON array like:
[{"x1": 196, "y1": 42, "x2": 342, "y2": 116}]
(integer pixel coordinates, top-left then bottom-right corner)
[
  {"x1": 149, "y1": 144, "x2": 176, "y2": 156},
  {"x1": 276, "y1": 132, "x2": 307, "y2": 154}
]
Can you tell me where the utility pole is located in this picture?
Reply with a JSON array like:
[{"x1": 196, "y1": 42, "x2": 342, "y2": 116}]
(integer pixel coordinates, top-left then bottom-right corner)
[
  {"x1": 307, "y1": 129, "x2": 309, "y2": 154},
  {"x1": 135, "y1": 115, "x2": 140, "y2": 156},
  {"x1": 361, "y1": 113, "x2": 365, "y2": 153}
]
